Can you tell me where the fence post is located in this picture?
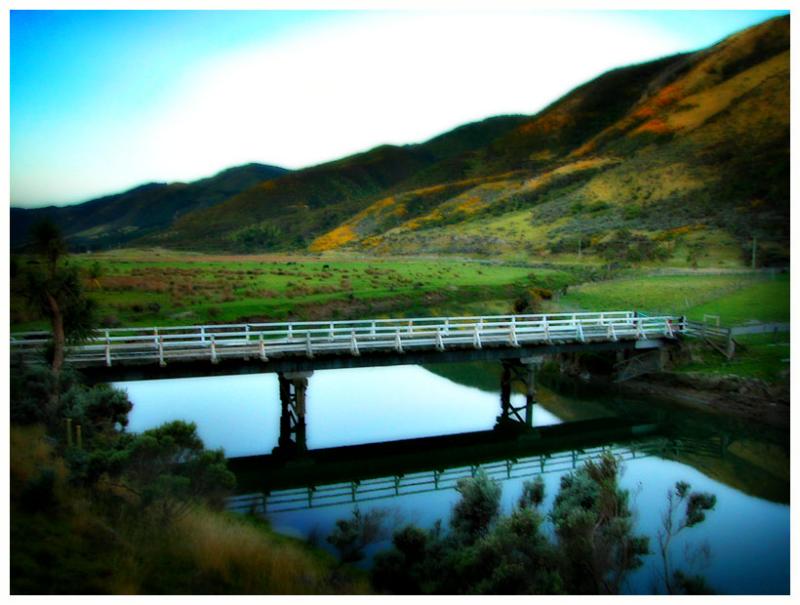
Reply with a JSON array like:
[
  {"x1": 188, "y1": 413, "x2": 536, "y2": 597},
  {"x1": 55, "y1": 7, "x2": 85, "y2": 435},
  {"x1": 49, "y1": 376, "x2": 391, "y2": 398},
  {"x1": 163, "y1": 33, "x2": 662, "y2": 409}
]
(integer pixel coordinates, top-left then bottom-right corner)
[
  {"x1": 306, "y1": 331, "x2": 314, "y2": 358},
  {"x1": 158, "y1": 336, "x2": 166, "y2": 367},
  {"x1": 105, "y1": 329, "x2": 111, "y2": 367},
  {"x1": 726, "y1": 329, "x2": 736, "y2": 360}
]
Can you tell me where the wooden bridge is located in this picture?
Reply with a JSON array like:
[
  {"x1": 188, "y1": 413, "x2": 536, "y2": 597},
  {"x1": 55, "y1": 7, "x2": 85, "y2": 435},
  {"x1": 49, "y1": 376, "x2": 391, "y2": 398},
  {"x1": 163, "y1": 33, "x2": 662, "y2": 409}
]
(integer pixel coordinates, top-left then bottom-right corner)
[
  {"x1": 11, "y1": 310, "x2": 687, "y2": 456},
  {"x1": 10, "y1": 311, "x2": 686, "y2": 381}
]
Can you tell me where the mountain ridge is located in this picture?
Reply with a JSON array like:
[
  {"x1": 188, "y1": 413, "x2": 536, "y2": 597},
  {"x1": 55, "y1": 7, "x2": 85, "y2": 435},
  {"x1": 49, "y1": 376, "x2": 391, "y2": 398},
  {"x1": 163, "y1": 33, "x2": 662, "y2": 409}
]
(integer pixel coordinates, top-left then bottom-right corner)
[
  {"x1": 11, "y1": 15, "x2": 789, "y2": 265},
  {"x1": 11, "y1": 163, "x2": 289, "y2": 250}
]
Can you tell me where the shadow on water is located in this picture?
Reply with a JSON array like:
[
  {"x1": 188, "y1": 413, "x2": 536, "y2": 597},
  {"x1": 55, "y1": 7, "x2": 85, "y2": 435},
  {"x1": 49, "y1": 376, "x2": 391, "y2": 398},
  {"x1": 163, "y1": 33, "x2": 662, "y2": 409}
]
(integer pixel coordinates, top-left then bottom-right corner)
[
  {"x1": 229, "y1": 416, "x2": 671, "y2": 512},
  {"x1": 430, "y1": 360, "x2": 790, "y2": 505}
]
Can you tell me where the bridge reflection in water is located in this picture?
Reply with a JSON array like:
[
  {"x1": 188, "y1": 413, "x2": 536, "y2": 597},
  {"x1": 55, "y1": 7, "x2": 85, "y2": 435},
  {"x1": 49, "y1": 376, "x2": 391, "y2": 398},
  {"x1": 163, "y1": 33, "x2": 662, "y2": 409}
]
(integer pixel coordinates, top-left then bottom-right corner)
[{"x1": 227, "y1": 417, "x2": 724, "y2": 514}]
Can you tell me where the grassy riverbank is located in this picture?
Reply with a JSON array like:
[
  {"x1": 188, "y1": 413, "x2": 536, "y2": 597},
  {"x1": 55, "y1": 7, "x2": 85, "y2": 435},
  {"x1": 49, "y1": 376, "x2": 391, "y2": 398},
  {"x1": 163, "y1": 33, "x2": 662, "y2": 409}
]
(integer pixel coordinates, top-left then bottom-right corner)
[
  {"x1": 673, "y1": 333, "x2": 790, "y2": 383},
  {"x1": 11, "y1": 424, "x2": 369, "y2": 595}
]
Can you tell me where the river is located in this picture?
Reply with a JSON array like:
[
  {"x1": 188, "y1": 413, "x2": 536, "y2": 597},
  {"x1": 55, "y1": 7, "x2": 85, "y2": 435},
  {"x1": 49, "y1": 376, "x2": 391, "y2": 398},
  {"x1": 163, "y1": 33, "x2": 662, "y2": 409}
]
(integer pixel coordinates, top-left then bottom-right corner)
[{"x1": 117, "y1": 362, "x2": 789, "y2": 594}]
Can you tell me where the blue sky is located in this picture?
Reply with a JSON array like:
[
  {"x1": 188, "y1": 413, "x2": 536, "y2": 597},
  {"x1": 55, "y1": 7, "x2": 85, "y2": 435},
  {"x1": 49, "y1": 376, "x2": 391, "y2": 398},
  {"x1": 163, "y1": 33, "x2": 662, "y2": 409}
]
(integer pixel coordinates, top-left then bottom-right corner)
[{"x1": 10, "y1": 9, "x2": 788, "y2": 207}]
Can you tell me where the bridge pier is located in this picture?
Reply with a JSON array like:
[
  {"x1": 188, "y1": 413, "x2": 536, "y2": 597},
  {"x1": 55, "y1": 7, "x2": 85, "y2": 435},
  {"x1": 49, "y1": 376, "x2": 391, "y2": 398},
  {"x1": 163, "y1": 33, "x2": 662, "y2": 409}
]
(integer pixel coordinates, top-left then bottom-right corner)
[
  {"x1": 497, "y1": 358, "x2": 537, "y2": 430},
  {"x1": 275, "y1": 371, "x2": 312, "y2": 456}
]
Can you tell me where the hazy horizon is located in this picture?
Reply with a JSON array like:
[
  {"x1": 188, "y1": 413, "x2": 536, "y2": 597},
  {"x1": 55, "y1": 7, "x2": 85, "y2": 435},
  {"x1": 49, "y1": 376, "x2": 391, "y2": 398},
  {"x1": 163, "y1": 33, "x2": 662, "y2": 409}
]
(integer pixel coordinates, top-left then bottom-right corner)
[{"x1": 11, "y1": 9, "x2": 787, "y2": 208}]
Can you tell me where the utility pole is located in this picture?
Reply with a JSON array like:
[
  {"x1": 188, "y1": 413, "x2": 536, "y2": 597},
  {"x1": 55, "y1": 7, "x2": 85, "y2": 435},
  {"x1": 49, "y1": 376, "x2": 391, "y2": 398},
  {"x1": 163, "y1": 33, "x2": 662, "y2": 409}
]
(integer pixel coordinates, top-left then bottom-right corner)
[{"x1": 751, "y1": 236, "x2": 757, "y2": 269}]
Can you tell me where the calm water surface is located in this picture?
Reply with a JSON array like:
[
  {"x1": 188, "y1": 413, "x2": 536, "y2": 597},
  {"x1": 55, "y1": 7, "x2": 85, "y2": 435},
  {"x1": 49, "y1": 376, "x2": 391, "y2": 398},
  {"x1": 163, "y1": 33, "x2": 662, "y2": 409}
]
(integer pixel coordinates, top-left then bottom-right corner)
[{"x1": 118, "y1": 364, "x2": 789, "y2": 595}]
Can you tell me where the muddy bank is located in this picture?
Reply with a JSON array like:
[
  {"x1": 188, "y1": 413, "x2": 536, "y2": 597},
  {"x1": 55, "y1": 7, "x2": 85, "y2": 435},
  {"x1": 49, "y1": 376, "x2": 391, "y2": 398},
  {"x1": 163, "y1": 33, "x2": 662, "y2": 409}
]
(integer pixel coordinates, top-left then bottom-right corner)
[
  {"x1": 613, "y1": 371, "x2": 789, "y2": 429},
  {"x1": 547, "y1": 352, "x2": 789, "y2": 429}
]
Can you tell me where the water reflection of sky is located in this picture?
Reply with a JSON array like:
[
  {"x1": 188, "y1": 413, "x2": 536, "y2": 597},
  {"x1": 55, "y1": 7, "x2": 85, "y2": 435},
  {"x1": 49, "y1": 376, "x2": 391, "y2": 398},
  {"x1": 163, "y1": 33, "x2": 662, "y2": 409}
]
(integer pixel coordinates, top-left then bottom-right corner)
[
  {"x1": 118, "y1": 364, "x2": 789, "y2": 595},
  {"x1": 121, "y1": 365, "x2": 561, "y2": 456}
]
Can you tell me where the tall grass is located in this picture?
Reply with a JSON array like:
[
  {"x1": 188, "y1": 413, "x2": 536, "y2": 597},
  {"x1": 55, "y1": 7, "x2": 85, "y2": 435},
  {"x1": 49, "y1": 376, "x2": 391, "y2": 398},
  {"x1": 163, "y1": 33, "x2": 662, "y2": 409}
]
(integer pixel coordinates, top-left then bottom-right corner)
[{"x1": 10, "y1": 425, "x2": 370, "y2": 595}]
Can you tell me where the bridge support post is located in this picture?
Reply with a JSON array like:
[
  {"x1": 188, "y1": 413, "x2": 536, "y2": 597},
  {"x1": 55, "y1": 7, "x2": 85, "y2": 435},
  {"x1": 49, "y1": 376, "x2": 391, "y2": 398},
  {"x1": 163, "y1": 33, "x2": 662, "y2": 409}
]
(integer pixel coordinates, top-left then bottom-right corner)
[
  {"x1": 497, "y1": 358, "x2": 537, "y2": 430},
  {"x1": 275, "y1": 371, "x2": 312, "y2": 456}
]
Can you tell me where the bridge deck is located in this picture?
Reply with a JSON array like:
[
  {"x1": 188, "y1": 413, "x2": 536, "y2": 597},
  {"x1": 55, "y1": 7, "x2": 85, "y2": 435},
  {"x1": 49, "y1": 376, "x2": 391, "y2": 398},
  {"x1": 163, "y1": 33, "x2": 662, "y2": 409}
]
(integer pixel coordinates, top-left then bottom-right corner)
[{"x1": 11, "y1": 311, "x2": 685, "y2": 379}]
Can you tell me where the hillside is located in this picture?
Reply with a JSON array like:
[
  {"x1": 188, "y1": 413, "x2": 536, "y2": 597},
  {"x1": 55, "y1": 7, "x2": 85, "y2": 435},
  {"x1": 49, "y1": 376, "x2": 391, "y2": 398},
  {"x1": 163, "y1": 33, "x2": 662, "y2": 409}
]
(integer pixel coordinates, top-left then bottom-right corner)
[
  {"x1": 10, "y1": 163, "x2": 288, "y2": 250},
  {"x1": 144, "y1": 115, "x2": 529, "y2": 250},
  {"x1": 310, "y1": 15, "x2": 789, "y2": 266},
  {"x1": 11, "y1": 16, "x2": 789, "y2": 266}
]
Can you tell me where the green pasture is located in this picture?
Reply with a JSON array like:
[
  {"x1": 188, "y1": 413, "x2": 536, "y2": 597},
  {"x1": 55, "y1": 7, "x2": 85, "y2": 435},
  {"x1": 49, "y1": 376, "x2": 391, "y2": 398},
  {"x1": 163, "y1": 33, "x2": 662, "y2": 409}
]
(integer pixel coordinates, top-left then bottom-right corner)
[
  {"x1": 675, "y1": 333, "x2": 790, "y2": 383},
  {"x1": 558, "y1": 272, "x2": 789, "y2": 325},
  {"x1": 12, "y1": 250, "x2": 579, "y2": 329}
]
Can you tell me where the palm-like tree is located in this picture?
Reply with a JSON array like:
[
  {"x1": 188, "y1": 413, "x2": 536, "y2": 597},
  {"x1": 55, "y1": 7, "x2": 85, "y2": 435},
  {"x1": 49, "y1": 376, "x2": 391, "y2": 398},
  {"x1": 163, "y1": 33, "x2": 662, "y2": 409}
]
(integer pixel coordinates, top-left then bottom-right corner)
[{"x1": 23, "y1": 220, "x2": 96, "y2": 416}]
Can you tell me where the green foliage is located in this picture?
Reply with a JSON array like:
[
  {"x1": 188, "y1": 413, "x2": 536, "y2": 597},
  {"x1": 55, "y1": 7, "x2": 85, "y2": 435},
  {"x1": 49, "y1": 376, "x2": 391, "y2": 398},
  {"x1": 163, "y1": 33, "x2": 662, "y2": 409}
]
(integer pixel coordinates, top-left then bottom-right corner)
[
  {"x1": 450, "y1": 470, "x2": 502, "y2": 542},
  {"x1": 11, "y1": 364, "x2": 60, "y2": 425},
  {"x1": 327, "y1": 507, "x2": 389, "y2": 563},
  {"x1": 595, "y1": 230, "x2": 670, "y2": 264},
  {"x1": 657, "y1": 480, "x2": 717, "y2": 594},
  {"x1": 519, "y1": 476, "x2": 546, "y2": 509},
  {"x1": 61, "y1": 383, "x2": 133, "y2": 441},
  {"x1": 570, "y1": 202, "x2": 585, "y2": 215},
  {"x1": 30, "y1": 219, "x2": 68, "y2": 272},
  {"x1": 110, "y1": 421, "x2": 236, "y2": 519},
  {"x1": 10, "y1": 364, "x2": 85, "y2": 428},
  {"x1": 672, "y1": 571, "x2": 716, "y2": 595},
  {"x1": 367, "y1": 454, "x2": 690, "y2": 595},
  {"x1": 23, "y1": 259, "x2": 98, "y2": 342},
  {"x1": 231, "y1": 223, "x2": 283, "y2": 251},
  {"x1": 551, "y1": 452, "x2": 649, "y2": 594},
  {"x1": 623, "y1": 205, "x2": 643, "y2": 220}
]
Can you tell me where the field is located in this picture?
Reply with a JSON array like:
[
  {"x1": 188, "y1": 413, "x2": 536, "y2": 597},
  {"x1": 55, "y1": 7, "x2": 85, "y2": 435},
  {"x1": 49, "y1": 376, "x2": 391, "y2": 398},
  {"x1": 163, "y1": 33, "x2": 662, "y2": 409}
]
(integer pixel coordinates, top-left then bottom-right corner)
[
  {"x1": 11, "y1": 248, "x2": 581, "y2": 330},
  {"x1": 675, "y1": 332, "x2": 790, "y2": 382},
  {"x1": 12, "y1": 250, "x2": 789, "y2": 331},
  {"x1": 556, "y1": 272, "x2": 789, "y2": 325}
]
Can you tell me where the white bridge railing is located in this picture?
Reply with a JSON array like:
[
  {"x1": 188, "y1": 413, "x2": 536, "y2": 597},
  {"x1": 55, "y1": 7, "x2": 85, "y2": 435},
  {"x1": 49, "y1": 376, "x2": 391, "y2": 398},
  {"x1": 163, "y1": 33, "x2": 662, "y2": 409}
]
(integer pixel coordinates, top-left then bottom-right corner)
[{"x1": 10, "y1": 311, "x2": 685, "y2": 368}]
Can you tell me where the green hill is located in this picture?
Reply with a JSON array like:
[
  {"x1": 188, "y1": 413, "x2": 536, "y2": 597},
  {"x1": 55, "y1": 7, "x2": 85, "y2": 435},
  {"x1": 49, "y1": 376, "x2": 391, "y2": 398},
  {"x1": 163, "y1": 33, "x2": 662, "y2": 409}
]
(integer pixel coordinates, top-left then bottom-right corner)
[{"x1": 10, "y1": 163, "x2": 289, "y2": 250}]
